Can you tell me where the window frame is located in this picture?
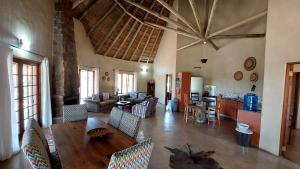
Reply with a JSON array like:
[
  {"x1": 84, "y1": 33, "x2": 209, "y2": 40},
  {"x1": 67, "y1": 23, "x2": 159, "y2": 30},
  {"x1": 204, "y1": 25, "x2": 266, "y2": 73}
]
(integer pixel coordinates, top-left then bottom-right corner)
[
  {"x1": 117, "y1": 72, "x2": 136, "y2": 94},
  {"x1": 13, "y1": 58, "x2": 41, "y2": 137},
  {"x1": 79, "y1": 68, "x2": 96, "y2": 101}
]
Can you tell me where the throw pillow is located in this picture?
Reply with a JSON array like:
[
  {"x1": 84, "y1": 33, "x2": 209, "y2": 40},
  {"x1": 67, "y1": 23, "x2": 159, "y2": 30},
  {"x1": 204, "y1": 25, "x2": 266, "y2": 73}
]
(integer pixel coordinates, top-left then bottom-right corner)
[
  {"x1": 103, "y1": 92, "x2": 110, "y2": 101},
  {"x1": 92, "y1": 94, "x2": 100, "y2": 101}
]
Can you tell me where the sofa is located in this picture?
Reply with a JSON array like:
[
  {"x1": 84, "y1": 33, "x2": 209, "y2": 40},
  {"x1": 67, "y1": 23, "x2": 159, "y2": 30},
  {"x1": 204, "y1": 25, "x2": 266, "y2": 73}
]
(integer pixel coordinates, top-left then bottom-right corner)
[
  {"x1": 132, "y1": 97, "x2": 159, "y2": 118},
  {"x1": 126, "y1": 92, "x2": 148, "y2": 104},
  {"x1": 83, "y1": 93, "x2": 118, "y2": 113}
]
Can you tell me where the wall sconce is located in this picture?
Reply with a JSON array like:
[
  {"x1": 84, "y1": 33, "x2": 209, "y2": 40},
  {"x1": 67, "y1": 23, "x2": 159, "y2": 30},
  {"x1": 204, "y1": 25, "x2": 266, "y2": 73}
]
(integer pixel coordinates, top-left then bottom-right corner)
[{"x1": 141, "y1": 65, "x2": 148, "y2": 74}]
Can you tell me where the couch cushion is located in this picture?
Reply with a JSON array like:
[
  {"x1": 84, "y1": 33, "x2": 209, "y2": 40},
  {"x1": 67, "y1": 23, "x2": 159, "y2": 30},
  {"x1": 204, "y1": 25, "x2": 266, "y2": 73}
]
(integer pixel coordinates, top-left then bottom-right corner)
[
  {"x1": 108, "y1": 107, "x2": 124, "y2": 128},
  {"x1": 138, "y1": 92, "x2": 147, "y2": 100},
  {"x1": 118, "y1": 112, "x2": 141, "y2": 138},
  {"x1": 22, "y1": 129, "x2": 52, "y2": 169},
  {"x1": 91, "y1": 94, "x2": 100, "y2": 101},
  {"x1": 129, "y1": 92, "x2": 138, "y2": 99},
  {"x1": 27, "y1": 118, "x2": 50, "y2": 153}
]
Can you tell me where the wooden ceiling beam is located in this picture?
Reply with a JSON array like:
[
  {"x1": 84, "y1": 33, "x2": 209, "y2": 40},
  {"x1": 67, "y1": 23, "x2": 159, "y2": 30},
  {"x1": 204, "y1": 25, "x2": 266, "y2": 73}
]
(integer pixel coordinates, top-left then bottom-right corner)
[
  {"x1": 140, "y1": 1, "x2": 166, "y2": 63},
  {"x1": 207, "y1": 39, "x2": 219, "y2": 50},
  {"x1": 95, "y1": 4, "x2": 133, "y2": 53},
  {"x1": 177, "y1": 39, "x2": 203, "y2": 51},
  {"x1": 88, "y1": 3, "x2": 117, "y2": 36},
  {"x1": 73, "y1": 0, "x2": 86, "y2": 9},
  {"x1": 104, "y1": 0, "x2": 146, "y2": 57},
  {"x1": 122, "y1": 1, "x2": 158, "y2": 60},
  {"x1": 205, "y1": 0, "x2": 219, "y2": 38},
  {"x1": 113, "y1": 0, "x2": 144, "y2": 24},
  {"x1": 78, "y1": 0, "x2": 101, "y2": 20},
  {"x1": 129, "y1": 28, "x2": 148, "y2": 61},
  {"x1": 188, "y1": 0, "x2": 202, "y2": 34},
  {"x1": 207, "y1": 11, "x2": 267, "y2": 38},
  {"x1": 210, "y1": 33, "x2": 266, "y2": 39},
  {"x1": 145, "y1": 22, "x2": 200, "y2": 39},
  {"x1": 116, "y1": 0, "x2": 157, "y2": 59},
  {"x1": 122, "y1": 0, "x2": 194, "y2": 34},
  {"x1": 155, "y1": 0, "x2": 199, "y2": 35},
  {"x1": 147, "y1": 30, "x2": 161, "y2": 63}
]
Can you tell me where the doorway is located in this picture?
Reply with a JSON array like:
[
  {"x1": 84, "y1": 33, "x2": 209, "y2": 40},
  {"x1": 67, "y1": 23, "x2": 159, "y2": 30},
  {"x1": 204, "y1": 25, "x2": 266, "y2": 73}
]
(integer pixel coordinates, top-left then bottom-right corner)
[
  {"x1": 281, "y1": 63, "x2": 300, "y2": 165},
  {"x1": 165, "y1": 74, "x2": 172, "y2": 105}
]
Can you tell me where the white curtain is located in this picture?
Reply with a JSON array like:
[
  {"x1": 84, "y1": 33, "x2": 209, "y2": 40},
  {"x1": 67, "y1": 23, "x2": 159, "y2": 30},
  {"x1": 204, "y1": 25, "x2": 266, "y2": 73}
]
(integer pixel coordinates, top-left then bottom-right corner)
[
  {"x1": 134, "y1": 72, "x2": 138, "y2": 92},
  {"x1": 0, "y1": 44, "x2": 20, "y2": 160},
  {"x1": 41, "y1": 58, "x2": 52, "y2": 128},
  {"x1": 114, "y1": 69, "x2": 120, "y2": 94}
]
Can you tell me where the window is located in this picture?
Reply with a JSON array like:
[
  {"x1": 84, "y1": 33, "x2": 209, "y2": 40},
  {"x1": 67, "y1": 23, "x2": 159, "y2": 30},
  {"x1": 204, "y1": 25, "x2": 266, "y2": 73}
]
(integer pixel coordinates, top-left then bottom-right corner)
[
  {"x1": 79, "y1": 68, "x2": 97, "y2": 103},
  {"x1": 13, "y1": 59, "x2": 40, "y2": 137},
  {"x1": 117, "y1": 72, "x2": 136, "y2": 94}
]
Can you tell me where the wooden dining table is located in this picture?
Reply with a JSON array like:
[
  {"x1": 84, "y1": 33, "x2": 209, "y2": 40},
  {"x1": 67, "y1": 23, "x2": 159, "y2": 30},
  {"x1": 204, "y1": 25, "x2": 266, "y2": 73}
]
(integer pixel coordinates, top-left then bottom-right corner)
[{"x1": 51, "y1": 117, "x2": 137, "y2": 169}]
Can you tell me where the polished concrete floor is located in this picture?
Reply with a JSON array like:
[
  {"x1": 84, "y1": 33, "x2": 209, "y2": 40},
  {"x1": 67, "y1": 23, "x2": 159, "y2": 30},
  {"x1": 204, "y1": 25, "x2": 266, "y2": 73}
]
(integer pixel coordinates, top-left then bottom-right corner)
[
  {"x1": 1, "y1": 104, "x2": 300, "y2": 169},
  {"x1": 92, "y1": 104, "x2": 300, "y2": 169},
  {"x1": 285, "y1": 129, "x2": 300, "y2": 166}
]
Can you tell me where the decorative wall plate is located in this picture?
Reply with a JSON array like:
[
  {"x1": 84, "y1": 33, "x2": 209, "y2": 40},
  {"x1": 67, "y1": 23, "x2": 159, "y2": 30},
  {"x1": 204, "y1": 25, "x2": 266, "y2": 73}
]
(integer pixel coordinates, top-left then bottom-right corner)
[
  {"x1": 105, "y1": 72, "x2": 109, "y2": 76},
  {"x1": 102, "y1": 76, "x2": 106, "y2": 80},
  {"x1": 244, "y1": 57, "x2": 256, "y2": 71},
  {"x1": 107, "y1": 77, "x2": 110, "y2": 81},
  {"x1": 234, "y1": 71, "x2": 243, "y2": 81},
  {"x1": 250, "y1": 72, "x2": 258, "y2": 82}
]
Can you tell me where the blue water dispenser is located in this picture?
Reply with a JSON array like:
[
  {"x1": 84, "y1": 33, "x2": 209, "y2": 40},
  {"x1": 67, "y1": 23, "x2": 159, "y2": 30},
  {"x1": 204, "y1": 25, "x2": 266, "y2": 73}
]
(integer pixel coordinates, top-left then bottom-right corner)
[{"x1": 243, "y1": 93, "x2": 258, "y2": 112}]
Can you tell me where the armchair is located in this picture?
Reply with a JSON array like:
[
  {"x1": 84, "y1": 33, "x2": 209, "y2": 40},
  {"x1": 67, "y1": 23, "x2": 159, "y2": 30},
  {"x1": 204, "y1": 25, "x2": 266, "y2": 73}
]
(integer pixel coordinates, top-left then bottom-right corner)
[{"x1": 132, "y1": 97, "x2": 158, "y2": 118}]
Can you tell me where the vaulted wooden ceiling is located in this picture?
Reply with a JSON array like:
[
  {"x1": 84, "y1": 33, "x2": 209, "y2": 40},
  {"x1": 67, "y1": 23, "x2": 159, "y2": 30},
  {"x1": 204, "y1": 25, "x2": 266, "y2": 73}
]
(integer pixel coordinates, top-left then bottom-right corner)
[
  {"x1": 72, "y1": 0, "x2": 267, "y2": 63},
  {"x1": 72, "y1": 0, "x2": 174, "y2": 63}
]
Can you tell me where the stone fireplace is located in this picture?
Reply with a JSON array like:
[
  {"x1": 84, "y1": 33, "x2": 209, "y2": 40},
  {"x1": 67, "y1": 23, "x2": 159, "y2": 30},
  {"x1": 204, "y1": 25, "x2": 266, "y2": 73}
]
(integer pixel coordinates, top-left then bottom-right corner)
[{"x1": 52, "y1": 0, "x2": 80, "y2": 118}]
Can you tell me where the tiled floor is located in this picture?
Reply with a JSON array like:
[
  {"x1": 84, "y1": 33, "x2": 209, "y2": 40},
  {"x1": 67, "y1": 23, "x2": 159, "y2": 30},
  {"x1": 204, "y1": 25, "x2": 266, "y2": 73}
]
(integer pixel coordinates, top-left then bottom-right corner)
[
  {"x1": 285, "y1": 129, "x2": 300, "y2": 166},
  {"x1": 91, "y1": 104, "x2": 300, "y2": 169}
]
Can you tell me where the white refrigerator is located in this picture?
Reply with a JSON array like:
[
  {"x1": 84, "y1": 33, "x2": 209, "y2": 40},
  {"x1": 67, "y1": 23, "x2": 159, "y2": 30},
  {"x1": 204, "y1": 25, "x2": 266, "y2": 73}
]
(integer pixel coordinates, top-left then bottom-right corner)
[{"x1": 190, "y1": 77, "x2": 204, "y2": 98}]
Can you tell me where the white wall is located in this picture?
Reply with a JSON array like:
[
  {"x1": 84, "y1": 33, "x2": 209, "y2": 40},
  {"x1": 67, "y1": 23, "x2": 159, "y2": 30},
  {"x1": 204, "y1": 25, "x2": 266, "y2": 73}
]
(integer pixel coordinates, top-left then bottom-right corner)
[
  {"x1": 74, "y1": 19, "x2": 153, "y2": 94},
  {"x1": 0, "y1": 0, "x2": 54, "y2": 62},
  {"x1": 153, "y1": 0, "x2": 178, "y2": 105},
  {"x1": 260, "y1": 0, "x2": 300, "y2": 155}
]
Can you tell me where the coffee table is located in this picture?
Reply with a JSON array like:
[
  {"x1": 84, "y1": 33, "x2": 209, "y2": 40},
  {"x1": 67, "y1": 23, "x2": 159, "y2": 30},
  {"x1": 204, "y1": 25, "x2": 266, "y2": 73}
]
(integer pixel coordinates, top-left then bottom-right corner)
[{"x1": 115, "y1": 101, "x2": 131, "y2": 110}]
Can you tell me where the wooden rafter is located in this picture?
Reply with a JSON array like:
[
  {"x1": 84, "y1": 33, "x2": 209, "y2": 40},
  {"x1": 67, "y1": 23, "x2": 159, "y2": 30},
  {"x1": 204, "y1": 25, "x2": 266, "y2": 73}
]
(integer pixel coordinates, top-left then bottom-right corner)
[
  {"x1": 121, "y1": 1, "x2": 157, "y2": 60},
  {"x1": 88, "y1": 3, "x2": 117, "y2": 36},
  {"x1": 210, "y1": 33, "x2": 266, "y2": 39},
  {"x1": 177, "y1": 39, "x2": 203, "y2": 51},
  {"x1": 104, "y1": 0, "x2": 146, "y2": 57},
  {"x1": 73, "y1": 0, "x2": 85, "y2": 9},
  {"x1": 147, "y1": 30, "x2": 161, "y2": 63},
  {"x1": 122, "y1": 0, "x2": 194, "y2": 34},
  {"x1": 139, "y1": 1, "x2": 166, "y2": 62},
  {"x1": 207, "y1": 39, "x2": 219, "y2": 50},
  {"x1": 113, "y1": 0, "x2": 144, "y2": 24},
  {"x1": 208, "y1": 11, "x2": 267, "y2": 38},
  {"x1": 145, "y1": 22, "x2": 200, "y2": 39},
  {"x1": 129, "y1": 28, "x2": 148, "y2": 61},
  {"x1": 156, "y1": 0, "x2": 199, "y2": 34},
  {"x1": 79, "y1": 0, "x2": 100, "y2": 20},
  {"x1": 188, "y1": 0, "x2": 202, "y2": 33},
  {"x1": 95, "y1": 4, "x2": 134, "y2": 53},
  {"x1": 205, "y1": 0, "x2": 218, "y2": 38}
]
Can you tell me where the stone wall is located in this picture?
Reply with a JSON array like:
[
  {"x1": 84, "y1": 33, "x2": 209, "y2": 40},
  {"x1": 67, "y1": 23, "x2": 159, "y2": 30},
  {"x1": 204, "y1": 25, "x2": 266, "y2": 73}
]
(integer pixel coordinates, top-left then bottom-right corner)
[{"x1": 52, "y1": 0, "x2": 80, "y2": 117}]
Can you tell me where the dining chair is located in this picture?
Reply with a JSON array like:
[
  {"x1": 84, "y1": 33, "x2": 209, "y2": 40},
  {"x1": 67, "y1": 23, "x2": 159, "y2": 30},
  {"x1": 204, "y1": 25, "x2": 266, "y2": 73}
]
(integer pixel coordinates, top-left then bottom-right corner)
[
  {"x1": 118, "y1": 111, "x2": 141, "y2": 138},
  {"x1": 183, "y1": 93, "x2": 197, "y2": 123},
  {"x1": 108, "y1": 138, "x2": 154, "y2": 169},
  {"x1": 108, "y1": 107, "x2": 124, "y2": 128},
  {"x1": 63, "y1": 104, "x2": 88, "y2": 123}
]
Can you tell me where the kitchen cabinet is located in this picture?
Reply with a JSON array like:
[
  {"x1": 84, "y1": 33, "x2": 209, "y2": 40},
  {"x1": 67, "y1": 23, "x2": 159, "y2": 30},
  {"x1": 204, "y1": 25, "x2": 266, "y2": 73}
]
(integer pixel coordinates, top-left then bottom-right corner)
[{"x1": 217, "y1": 98, "x2": 243, "y2": 120}]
